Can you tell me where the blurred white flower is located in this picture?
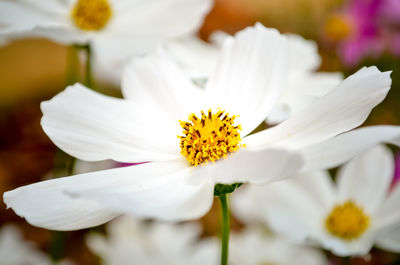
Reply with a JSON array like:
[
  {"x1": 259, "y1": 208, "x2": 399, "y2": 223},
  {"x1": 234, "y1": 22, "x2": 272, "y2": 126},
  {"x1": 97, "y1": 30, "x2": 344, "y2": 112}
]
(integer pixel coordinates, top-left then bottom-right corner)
[
  {"x1": 0, "y1": 224, "x2": 72, "y2": 265},
  {"x1": 0, "y1": 0, "x2": 212, "y2": 45},
  {"x1": 266, "y1": 34, "x2": 343, "y2": 124},
  {"x1": 232, "y1": 145, "x2": 400, "y2": 256},
  {"x1": 87, "y1": 216, "x2": 218, "y2": 265},
  {"x1": 229, "y1": 227, "x2": 328, "y2": 265},
  {"x1": 3, "y1": 23, "x2": 391, "y2": 230},
  {"x1": 93, "y1": 28, "x2": 343, "y2": 122},
  {"x1": 93, "y1": 36, "x2": 219, "y2": 86}
]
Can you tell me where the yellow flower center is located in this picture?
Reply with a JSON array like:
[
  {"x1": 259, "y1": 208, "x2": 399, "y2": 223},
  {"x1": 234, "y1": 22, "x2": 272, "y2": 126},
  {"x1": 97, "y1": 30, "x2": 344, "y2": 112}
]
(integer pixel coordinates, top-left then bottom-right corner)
[
  {"x1": 324, "y1": 14, "x2": 353, "y2": 41},
  {"x1": 178, "y1": 109, "x2": 243, "y2": 166},
  {"x1": 71, "y1": 0, "x2": 112, "y2": 31},
  {"x1": 325, "y1": 201, "x2": 370, "y2": 240}
]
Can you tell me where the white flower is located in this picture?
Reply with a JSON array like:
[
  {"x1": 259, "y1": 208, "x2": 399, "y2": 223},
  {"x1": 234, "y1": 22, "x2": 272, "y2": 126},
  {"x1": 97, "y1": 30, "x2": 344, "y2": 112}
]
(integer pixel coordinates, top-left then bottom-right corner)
[
  {"x1": 0, "y1": 0, "x2": 212, "y2": 45},
  {"x1": 232, "y1": 145, "x2": 400, "y2": 256},
  {"x1": 0, "y1": 224, "x2": 72, "y2": 265},
  {"x1": 93, "y1": 36, "x2": 219, "y2": 86},
  {"x1": 3, "y1": 23, "x2": 391, "y2": 230},
  {"x1": 92, "y1": 27, "x2": 343, "y2": 121},
  {"x1": 87, "y1": 216, "x2": 218, "y2": 265},
  {"x1": 229, "y1": 227, "x2": 328, "y2": 265},
  {"x1": 266, "y1": 34, "x2": 343, "y2": 124}
]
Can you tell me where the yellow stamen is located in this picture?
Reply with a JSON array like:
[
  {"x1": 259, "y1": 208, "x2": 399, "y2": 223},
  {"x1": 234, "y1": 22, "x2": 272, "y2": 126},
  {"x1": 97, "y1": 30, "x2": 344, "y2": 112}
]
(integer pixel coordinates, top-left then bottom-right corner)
[
  {"x1": 71, "y1": 0, "x2": 112, "y2": 31},
  {"x1": 325, "y1": 201, "x2": 370, "y2": 240},
  {"x1": 178, "y1": 109, "x2": 244, "y2": 166}
]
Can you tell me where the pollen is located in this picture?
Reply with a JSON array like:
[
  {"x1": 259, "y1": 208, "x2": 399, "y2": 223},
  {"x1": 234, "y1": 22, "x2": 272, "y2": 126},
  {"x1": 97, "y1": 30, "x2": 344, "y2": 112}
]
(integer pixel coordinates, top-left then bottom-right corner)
[
  {"x1": 178, "y1": 109, "x2": 244, "y2": 166},
  {"x1": 325, "y1": 201, "x2": 370, "y2": 240},
  {"x1": 71, "y1": 0, "x2": 112, "y2": 31}
]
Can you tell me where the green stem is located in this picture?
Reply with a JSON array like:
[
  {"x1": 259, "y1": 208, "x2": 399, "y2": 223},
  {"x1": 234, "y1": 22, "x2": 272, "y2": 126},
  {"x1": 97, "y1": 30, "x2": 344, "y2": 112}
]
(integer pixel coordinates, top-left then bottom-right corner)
[
  {"x1": 65, "y1": 45, "x2": 79, "y2": 85},
  {"x1": 83, "y1": 43, "x2": 93, "y2": 89},
  {"x1": 219, "y1": 194, "x2": 230, "y2": 265},
  {"x1": 72, "y1": 43, "x2": 94, "y2": 89}
]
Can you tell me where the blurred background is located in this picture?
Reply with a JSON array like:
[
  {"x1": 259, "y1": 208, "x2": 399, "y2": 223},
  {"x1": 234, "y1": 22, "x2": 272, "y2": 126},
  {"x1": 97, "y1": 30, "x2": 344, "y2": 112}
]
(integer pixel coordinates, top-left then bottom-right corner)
[{"x1": 0, "y1": 0, "x2": 399, "y2": 264}]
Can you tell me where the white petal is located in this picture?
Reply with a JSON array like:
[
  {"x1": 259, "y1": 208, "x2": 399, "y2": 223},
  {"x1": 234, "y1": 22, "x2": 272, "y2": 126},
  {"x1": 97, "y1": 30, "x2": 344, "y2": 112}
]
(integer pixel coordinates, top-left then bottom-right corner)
[
  {"x1": 244, "y1": 180, "x2": 325, "y2": 242},
  {"x1": 41, "y1": 83, "x2": 180, "y2": 163},
  {"x1": 4, "y1": 159, "x2": 213, "y2": 229},
  {"x1": 111, "y1": 0, "x2": 212, "y2": 38},
  {"x1": 65, "y1": 160, "x2": 215, "y2": 222},
  {"x1": 299, "y1": 125, "x2": 400, "y2": 171},
  {"x1": 230, "y1": 185, "x2": 265, "y2": 224},
  {"x1": 121, "y1": 48, "x2": 205, "y2": 122},
  {"x1": 245, "y1": 67, "x2": 392, "y2": 149},
  {"x1": 337, "y1": 145, "x2": 394, "y2": 213},
  {"x1": 376, "y1": 224, "x2": 400, "y2": 252},
  {"x1": 286, "y1": 33, "x2": 321, "y2": 72},
  {"x1": 290, "y1": 170, "x2": 336, "y2": 209},
  {"x1": 318, "y1": 232, "x2": 376, "y2": 257},
  {"x1": 205, "y1": 23, "x2": 289, "y2": 136},
  {"x1": 267, "y1": 72, "x2": 343, "y2": 124},
  {"x1": 164, "y1": 36, "x2": 219, "y2": 79},
  {"x1": 204, "y1": 148, "x2": 303, "y2": 185},
  {"x1": 4, "y1": 183, "x2": 119, "y2": 231},
  {"x1": 0, "y1": 1, "x2": 66, "y2": 34},
  {"x1": 375, "y1": 182, "x2": 400, "y2": 229}
]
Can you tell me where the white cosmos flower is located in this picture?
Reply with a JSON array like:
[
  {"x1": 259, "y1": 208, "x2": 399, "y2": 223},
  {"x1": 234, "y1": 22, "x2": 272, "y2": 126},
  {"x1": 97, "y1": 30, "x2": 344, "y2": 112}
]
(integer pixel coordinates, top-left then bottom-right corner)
[
  {"x1": 229, "y1": 227, "x2": 328, "y2": 265},
  {"x1": 0, "y1": 224, "x2": 72, "y2": 265},
  {"x1": 0, "y1": 0, "x2": 212, "y2": 45},
  {"x1": 87, "y1": 216, "x2": 218, "y2": 265},
  {"x1": 232, "y1": 145, "x2": 400, "y2": 256},
  {"x1": 3, "y1": 23, "x2": 392, "y2": 231}
]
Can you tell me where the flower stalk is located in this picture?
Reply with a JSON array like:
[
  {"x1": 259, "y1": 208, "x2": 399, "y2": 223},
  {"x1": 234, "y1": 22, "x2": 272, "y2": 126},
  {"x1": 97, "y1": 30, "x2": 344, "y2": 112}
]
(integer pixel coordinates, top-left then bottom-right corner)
[{"x1": 219, "y1": 193, "x2": 230, "y2": 265}]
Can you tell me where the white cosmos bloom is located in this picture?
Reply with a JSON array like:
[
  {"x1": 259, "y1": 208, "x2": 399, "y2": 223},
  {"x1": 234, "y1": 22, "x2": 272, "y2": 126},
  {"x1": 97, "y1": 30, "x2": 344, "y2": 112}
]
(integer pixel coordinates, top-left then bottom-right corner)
[
  {"x1": 3, "y1": 23, "x2": 392, "y2": 230},
  {"x1": 87, "y1": 216, "x2": 218, "y2": 265},
  {"x1": 0, "y1": 224, "x2": 72, "y2": 265},
  {"x1": 232, "y1": 145, "x2": 400, "y2": 256},
  {"x1": 0, "y1": 0, "x2": 212, "y2": 45},
  {"x1": 229, "y1": 227, "x2": 328, "y2": 265}
]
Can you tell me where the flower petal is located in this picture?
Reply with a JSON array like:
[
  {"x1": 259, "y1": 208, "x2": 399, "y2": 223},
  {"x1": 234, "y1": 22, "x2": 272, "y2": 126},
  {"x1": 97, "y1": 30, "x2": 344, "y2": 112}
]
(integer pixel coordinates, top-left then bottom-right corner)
[
  {"x1": 4, "y1": 159, "x2": 214, "y2": 229},
  {"x1": 245, "y1": 66, "x2": 392, "y2": 149},
  {"x1": 375, "y1": 182, "x2": 400, "y2": 229},
  {"x1": 337, "y1": 145, "x2": 394, "y2": 213},
  {"x1": 205, "y1": 148, "x2": 303, "y2": 185},
  {"x1": 232, "y1": 178, "x2": 325, "y2": 242},
  {"x1": 0, "y1": 1, "x2": 66, "y2": 35},
  {"x1": 205, "y1": 23, "x2": 289, "y2": 136},
  {"x1": 317, "y1": 232, "x2": 376, "y2": 257},
  {"x1": 111, "y1": 0, "x2": 212, "y2": 38},
  {"x1": 286, "y1": 33, "x2": 321, "y2": 72},
  {"x1": 376, "y1": 224, "x2": 400, "y2": 253},
  {"x1": 4, "y1": 184, "x2": 119, "y2": 231},
  {"x1": 267, "y1": 72, "x2": 343, "y2": 124},
  {"x1": 41, "y1": 83, "x2": 180, "y2": 163},
  {"x1": 65, "y1": 160, "x2": 215, "y2": 222},
  {"x1": 121, "y1": 47, "x2": 205, "y2": 122},
  {"x1": 299, "y1": 125, "x2": 400, "y2": 172}
]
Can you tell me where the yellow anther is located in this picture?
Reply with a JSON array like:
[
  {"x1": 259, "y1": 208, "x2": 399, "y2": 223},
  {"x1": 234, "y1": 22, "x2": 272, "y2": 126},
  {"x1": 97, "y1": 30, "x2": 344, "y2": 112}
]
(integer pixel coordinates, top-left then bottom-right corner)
[
  {"x1": 178, "y1": 109, "x2": 243, "y2": 166},
  {"x1": 71, "y1": 0, "x2": 112, "y2": 31},
  {"x1": 325, "y1": 200, "x2": 370, "y2": 240}
]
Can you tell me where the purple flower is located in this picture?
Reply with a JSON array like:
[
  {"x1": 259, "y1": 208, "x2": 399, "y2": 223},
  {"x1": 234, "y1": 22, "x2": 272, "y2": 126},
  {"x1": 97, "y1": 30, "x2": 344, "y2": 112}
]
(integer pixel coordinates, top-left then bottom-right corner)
[{"x1": 330, "y1": 0, "x2": 400, "y2": 66}]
